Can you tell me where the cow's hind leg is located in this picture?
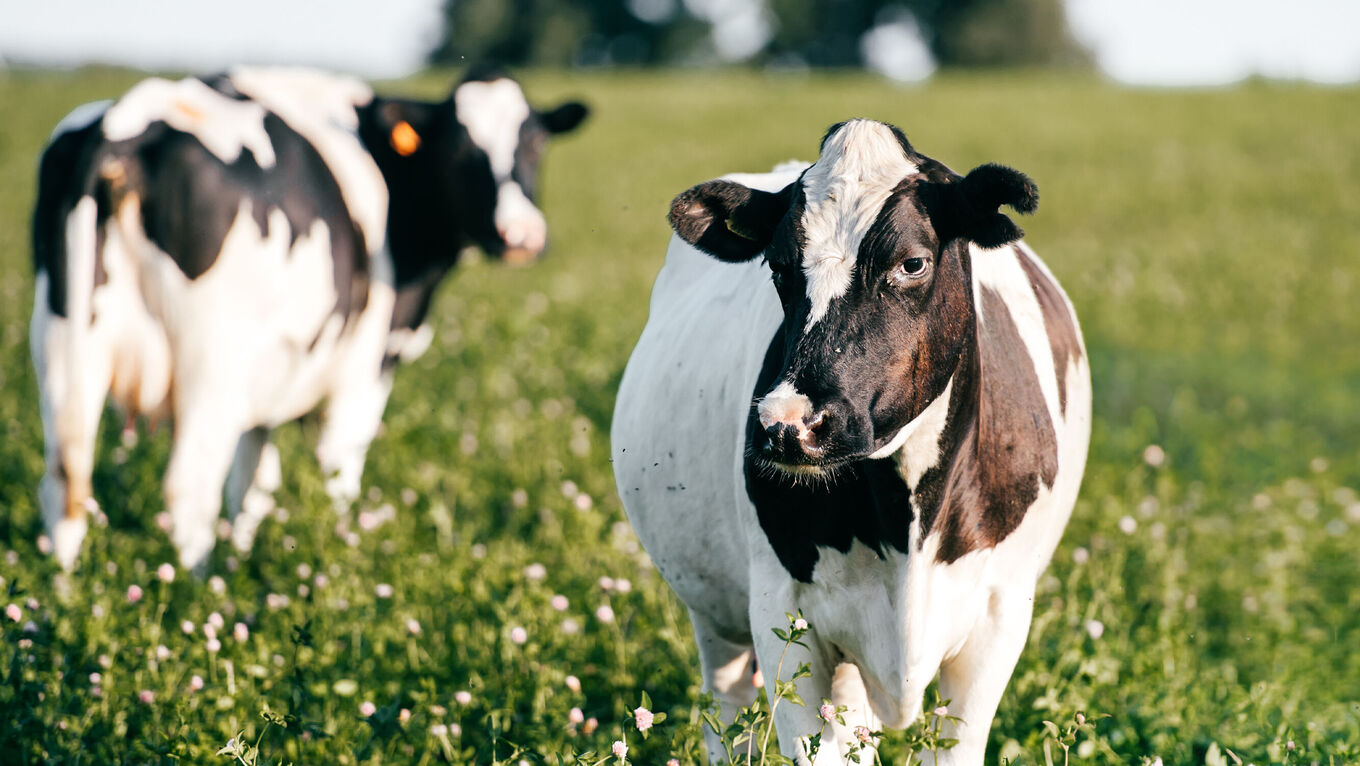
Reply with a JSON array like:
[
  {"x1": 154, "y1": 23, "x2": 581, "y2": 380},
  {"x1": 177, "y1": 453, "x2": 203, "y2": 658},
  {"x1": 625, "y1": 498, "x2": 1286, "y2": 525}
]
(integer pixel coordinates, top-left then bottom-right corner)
[
  {"x1": 316, "y1": 373, "x2": 392, "y2": 514},
  {"x1": 165, "y1": 402, "x2": 245, "y2": 573},
  {"x1": 33, "y1": 309, "x2": 112, "y2": 571},
  {"x1": 692, "y1": 617, "x2": 758, "y2": 763},
  {"x1": 927, "y1": 589, "x2": 1035, "y2": 766},
  {"x1": 226, "y1": 426, "x2": 281, "y2": 553}
]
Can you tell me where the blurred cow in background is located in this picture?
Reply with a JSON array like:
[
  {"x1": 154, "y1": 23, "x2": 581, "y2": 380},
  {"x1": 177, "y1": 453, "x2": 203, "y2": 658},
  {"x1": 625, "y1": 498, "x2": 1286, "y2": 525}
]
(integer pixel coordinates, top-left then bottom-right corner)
[{"x1": 31, "y1": 65, "x2": 587, "y2": 571}]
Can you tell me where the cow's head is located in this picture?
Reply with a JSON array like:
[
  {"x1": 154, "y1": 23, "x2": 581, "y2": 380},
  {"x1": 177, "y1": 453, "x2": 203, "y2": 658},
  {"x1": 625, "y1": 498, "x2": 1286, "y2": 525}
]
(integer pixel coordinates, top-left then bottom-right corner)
[
  {"x1": 669, "y1": 120, "x2": 1037, "y2": 477},
  {"x1": 364, "y1": 65, "x2": 588, "y2": 265}
]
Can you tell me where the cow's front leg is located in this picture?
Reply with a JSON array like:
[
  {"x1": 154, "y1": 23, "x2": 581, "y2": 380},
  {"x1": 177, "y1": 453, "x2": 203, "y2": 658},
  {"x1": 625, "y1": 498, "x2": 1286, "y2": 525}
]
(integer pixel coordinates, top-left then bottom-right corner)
[
  {"x1": 316, "y1": 372, "x2": 393, "y2": 514},
  {"x1": 691, "y1": 616, "x2": 758, "y2": 762},
  {"x1": 165, "y1": 407, "x2": 244, "y2": 573},
  {"x1": 225, "y1": 426, "x2": 280, "y2": 553},
  {"x1": 926, "y1": 588, "x2": 1035, "y2": 766},
  {"x1": 749, "y1": 601, "x2": 846, "y2": 766}
]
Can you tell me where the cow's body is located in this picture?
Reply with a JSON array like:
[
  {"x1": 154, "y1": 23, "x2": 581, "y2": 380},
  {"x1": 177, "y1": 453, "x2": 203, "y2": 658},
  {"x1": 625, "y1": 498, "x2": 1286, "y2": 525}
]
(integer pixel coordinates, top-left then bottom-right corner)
[
  {"x1": 613, "y1": 125, "x2": 1089, "y2": 764},
  {"x1": 32, "y1": 67, "x2": 585, "y2": 571}
]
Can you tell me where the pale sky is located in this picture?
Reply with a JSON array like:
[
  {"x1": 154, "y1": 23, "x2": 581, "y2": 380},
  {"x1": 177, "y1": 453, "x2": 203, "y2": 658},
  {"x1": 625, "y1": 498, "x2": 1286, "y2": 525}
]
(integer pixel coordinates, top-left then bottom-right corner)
[{"x1": 1, "y1": 0, "x2": 1357, "y2": 85}]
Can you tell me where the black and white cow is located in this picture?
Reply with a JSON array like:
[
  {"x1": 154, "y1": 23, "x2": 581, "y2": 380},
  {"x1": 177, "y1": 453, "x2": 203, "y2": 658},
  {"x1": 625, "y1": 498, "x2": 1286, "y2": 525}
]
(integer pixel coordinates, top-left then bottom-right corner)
[
  {"x1": 32, "y1": 66, "x2": 587, "y2": 571},
  {"x1": 612, "y1": 120, "x2": 1089, "y2": 764}
]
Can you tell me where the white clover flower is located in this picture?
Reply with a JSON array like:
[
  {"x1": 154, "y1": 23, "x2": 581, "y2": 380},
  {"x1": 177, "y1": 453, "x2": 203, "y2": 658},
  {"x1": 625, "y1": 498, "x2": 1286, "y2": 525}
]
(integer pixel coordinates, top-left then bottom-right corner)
[{"x1": 1085, "y1": 620, "x2": 1105, "y2": 640}]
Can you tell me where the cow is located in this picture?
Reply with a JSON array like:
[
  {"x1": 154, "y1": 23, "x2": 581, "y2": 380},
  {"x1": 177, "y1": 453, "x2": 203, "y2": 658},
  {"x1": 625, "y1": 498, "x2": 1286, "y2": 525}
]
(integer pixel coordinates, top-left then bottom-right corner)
[
  {"x1": 31, "y1": 65, "x2": 587, "y2": 571},
  {"x1": 611, "y1": 120, "x2": 1090, "y2": 765}
]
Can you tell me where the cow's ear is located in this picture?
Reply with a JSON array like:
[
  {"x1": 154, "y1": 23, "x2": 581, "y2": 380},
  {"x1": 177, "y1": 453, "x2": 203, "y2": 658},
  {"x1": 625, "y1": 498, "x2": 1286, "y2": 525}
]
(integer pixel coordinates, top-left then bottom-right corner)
[
  {"x1": 949, "y1": 163, "x2": 1039, "y2": 248},
  {"x1": 371, "y1": 100, "x2": 438, "y2": 159},
  {"x1": 541, "y1": 101, "x2": 589, "y2": 134},
  {"x1": 669, "y1": 180, "x2": 792, "y2": 263}
]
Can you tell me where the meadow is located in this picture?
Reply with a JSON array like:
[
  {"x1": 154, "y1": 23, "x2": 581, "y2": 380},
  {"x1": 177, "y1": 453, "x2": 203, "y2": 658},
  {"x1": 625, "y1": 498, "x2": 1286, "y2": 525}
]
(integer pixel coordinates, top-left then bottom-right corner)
[{"x1": 0, "y1": 67, "x2": 1357, "y2": 765}]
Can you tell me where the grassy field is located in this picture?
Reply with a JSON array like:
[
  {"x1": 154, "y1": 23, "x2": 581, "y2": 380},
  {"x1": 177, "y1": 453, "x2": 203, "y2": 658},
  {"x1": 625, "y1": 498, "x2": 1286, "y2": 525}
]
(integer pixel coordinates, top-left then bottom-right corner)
[{"x1": 0, "y1": 67, "x2": 1358, "y2": 764}]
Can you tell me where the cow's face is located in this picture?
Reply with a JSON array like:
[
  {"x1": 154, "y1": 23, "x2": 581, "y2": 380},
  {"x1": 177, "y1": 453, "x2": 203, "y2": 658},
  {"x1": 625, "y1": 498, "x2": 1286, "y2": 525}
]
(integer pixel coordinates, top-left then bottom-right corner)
[
  {"x1": 669, "y1": 120, "x2": 1038, "y2": 477},
  {"x1": 368, "y1": 68, "x2": 587, "y2": 266},
  {"x1": 448, "y1": 71, "x2": 587, "y2": 263}
]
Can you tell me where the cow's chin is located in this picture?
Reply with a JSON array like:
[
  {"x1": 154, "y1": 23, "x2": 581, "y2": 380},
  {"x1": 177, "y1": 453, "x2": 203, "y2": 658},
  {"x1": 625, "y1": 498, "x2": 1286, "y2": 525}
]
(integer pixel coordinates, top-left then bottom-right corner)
[
  {"x1": 752, "y1": 453, "x2": 861, "y2": 486},
  {"x1": 499, "y1": 246, "x2": 541, "y2": 266},
  {"x1": 480, "y1": 239, "x2": 542, "y2": 266}
]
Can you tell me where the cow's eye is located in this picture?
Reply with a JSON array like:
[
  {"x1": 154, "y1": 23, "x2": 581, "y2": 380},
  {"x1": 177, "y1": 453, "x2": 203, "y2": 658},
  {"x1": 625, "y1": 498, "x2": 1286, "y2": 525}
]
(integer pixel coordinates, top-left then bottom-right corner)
[{"x1": 892, "y1": 256, "x2": 931, "y2": 284}]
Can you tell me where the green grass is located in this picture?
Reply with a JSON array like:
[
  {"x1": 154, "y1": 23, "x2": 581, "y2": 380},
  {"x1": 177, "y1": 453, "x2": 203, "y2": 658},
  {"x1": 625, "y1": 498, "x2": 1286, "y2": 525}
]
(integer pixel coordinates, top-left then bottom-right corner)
[{"x1": 0, "y1": 66, "x2": 1358, "y2": 764}]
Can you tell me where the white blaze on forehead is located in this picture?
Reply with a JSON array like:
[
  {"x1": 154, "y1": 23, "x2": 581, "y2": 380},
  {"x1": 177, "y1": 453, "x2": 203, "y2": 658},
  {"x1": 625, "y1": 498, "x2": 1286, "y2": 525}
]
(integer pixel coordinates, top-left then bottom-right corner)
[
  {"x1": 454, "y1": 78, "x2": 531, "y2": 180},
  {"x1": 799, "y1": 120, "x2": 918, "y2": 329},
  {"x1": 103, "y1": 77, "x2": 276, "y2": 168}
]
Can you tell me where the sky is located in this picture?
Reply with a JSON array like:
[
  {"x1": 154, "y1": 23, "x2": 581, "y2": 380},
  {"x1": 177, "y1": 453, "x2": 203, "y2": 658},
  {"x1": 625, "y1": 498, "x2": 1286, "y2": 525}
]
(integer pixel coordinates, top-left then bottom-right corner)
[{"x1": 1, "y1": 0, "x2": 1358, "y2": 85}]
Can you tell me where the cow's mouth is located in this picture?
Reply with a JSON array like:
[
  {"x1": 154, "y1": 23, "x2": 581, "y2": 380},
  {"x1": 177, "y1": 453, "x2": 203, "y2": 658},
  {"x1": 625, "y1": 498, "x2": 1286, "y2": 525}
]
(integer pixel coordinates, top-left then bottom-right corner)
[{"x1": 750, "y1": 450, "x2": 862, "y2": 485}]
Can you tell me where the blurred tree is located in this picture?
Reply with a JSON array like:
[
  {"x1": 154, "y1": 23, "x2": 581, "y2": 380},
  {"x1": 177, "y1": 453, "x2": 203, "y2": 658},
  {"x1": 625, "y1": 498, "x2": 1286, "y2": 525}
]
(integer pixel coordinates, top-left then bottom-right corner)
[
  {"x1": 429, "y1": 0, "x2": 1088, "y2": 70},
  {"x1": 429, "y1": 0, "x2": 710, "y2": 67},
  {"x1": 906, "y1": 0, "x2": 1090, "y2": 67}
]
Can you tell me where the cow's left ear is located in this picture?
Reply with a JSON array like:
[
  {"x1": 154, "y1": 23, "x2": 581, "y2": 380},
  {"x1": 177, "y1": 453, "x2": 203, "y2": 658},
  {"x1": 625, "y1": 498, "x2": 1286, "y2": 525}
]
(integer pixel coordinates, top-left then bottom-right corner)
[
  {"x1": 540, "y1": 101, "x2": 589, "y2": 134},
  {"x1": 949, "y1": 163, "x2": 1039, "y2": 248},
  {"x1": 370, "y1": 100, "x2": 438, "y2": 159},
  {"x1": 669, "y1": 180, "x2": 792, "y2": 263}
]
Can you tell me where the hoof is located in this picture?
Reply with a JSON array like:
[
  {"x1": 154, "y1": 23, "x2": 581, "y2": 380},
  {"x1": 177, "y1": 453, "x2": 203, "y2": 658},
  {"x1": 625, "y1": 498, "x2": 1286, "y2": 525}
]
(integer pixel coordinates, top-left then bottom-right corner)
[{"x1": 51, "y1": 516, "x2": 89, "y2": 571}]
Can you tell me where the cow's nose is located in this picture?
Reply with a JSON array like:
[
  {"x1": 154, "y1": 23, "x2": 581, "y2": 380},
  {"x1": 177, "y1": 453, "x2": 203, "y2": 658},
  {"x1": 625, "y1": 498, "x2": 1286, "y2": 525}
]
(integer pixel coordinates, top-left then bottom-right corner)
[
  {"x1": 763, "y1": 409, "x2": 832, "y2": 457},
  {"x1": 758, "y1": 384, "x2": 835, "y2": 461}
]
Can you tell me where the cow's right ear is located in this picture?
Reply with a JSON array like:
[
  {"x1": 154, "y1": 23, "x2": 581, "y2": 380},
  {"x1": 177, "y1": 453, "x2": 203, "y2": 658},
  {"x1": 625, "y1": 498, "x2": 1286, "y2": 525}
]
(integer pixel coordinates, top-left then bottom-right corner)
[{"x1": 669, "y1": 180, "x2": 792, "y2": 263}]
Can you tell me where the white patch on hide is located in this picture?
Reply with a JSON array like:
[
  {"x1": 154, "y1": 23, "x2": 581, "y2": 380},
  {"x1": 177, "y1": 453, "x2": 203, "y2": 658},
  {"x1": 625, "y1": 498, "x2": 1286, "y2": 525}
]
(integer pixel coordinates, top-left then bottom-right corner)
[{"x1": 103, "y1": 77, "x2": 277, "y2": 168}]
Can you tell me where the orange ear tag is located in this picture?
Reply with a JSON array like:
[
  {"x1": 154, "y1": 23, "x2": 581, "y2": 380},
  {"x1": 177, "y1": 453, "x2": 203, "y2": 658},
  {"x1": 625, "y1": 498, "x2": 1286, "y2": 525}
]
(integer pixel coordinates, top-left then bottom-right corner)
[{"x1": 390, "y1": 121, "x2": 421, "y2": 156}]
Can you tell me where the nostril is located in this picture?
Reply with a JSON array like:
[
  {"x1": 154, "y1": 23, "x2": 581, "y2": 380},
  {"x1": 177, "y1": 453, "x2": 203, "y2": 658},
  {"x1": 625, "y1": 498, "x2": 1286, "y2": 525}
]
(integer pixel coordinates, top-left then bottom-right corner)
[{"x1": 805, "y1": 410, "x2": 828, "y2": 435}]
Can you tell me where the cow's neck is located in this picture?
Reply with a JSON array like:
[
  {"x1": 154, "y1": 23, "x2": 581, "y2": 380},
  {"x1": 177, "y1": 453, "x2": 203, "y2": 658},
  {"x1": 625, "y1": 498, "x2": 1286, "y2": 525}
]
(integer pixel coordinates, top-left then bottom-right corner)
[
  {"x1": 910, "y1": 276, "x2": 1061, "y2": 565},
  {"x1": 355, "y1": 101, "x2": 465, "y2": 331}
]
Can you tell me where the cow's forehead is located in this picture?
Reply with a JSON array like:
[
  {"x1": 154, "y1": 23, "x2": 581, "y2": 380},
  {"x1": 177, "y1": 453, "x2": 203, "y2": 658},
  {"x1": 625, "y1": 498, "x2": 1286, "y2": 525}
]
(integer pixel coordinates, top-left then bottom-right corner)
[
  {"x1": 453, "y1": 78, "x2": 530, "y2": 179},
  {"x1": 798, "y1": 120, "x2": 919, "y2": 329}
]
